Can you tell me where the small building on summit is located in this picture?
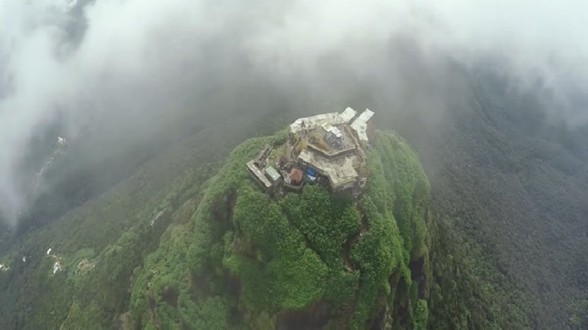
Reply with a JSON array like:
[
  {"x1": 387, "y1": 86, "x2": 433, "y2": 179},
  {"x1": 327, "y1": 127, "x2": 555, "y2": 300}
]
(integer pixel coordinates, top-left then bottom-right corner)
[
  {"x1": 265, "y1": 166, "x2": 281, "y2": 184},
  {"x1": 288, "y1": 168, "x2": 304, "y2": 186},
  {"x1": 288, "y1": 107, "x2": 357, "y2": 137},
  {"x1": 247, "y1": 161, "x2": 272, "y2": 190},
  {"x1": 350, "y1": 108, "x2": 375, "y2": 147},
  {"x1": 248, "y1": 107, "x2": 375, "y2": 195},
  {"x1": 340, "y1": 107, "x2": 358, "y2": 123}
]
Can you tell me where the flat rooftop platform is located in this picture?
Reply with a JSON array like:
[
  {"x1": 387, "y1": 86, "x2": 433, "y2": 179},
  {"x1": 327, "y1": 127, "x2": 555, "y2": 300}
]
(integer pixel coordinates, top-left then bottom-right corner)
[
  {"x1": 303, "y1": 124, "x2": 356, "y2": 158},
  {"x1": 247, "y1": 161, "x2": 272, "y2": 189},
  {"x1": 298, "y1": 149, "x2": 358, "y2": 190}
]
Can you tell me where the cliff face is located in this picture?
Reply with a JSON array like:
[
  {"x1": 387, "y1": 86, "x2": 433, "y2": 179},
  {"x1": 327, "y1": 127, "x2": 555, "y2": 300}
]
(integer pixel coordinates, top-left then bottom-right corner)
[{"x1": 129, "y1": 130, "x2": 431, "y2": 329}]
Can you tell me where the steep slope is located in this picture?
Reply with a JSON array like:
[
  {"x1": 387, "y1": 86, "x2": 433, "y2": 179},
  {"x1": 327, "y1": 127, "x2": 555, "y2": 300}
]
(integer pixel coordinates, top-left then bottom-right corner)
[
  {"x1": 128, "y1": 131, "x2": 431, "y2": 329},
  {"x1": 396, "y1": 72, "x2": 588, "y2": 329},
  {"x1": 0, "y1": 113, "x2": 287, "y2": 329}
]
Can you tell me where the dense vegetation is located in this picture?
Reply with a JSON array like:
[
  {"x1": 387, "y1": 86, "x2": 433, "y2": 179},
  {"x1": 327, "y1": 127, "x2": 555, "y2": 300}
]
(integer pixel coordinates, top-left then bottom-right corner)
[
  {"x1": 0, "y1": 119, "x2": 434, "y2": 329},
  {"x1": 1, "y1": 69, "x2": 586, "y2": 329},
  {"x1": 392, "y1": 71, "x2": 588, "y2": 329},
  {"x1": 128, "y1": 131, "x2": 431, "y2": 329},
  {"x1": 0, "y1": 113, "x2": 285, "y2": 329}
]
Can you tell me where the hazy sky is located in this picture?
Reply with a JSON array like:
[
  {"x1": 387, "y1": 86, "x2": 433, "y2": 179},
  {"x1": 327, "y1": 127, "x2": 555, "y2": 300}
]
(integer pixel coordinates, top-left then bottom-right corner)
[{"x1": 0, "y1": 0, "x2": 586, "y2": 224}]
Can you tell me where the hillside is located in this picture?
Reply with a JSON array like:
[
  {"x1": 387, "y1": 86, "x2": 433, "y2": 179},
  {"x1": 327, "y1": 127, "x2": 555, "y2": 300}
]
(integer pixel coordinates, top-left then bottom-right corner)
[
  {"x1": 0, "y1": 72, "x2": 585, "y2": 330},
  {"x1": 0, "y1": 114, "x2": 286, "y2": 329},
  {"x1": 394, "y1": 72, "x2": 588, "y2": 329},
  {"x1": 128, "y1": 131, "x2": 431, "y2": 329},
  {"x1": 0, "y1": 122, "x2": 434, "y2": 329}
]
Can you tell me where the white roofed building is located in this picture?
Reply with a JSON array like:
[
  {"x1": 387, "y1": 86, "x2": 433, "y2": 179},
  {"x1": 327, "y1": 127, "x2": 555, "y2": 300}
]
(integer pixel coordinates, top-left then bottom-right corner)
[
  {"x1": 249, "y1": 106, "x2": 375, "y2": 195},
  {"x1": 289, "y1": 107, "x2": 359, "y2": 135},
  {"x1": 340, "y1": 107, "x2": 357, "y2": 123},
  {"x1": 289, "y1": 113, "x2": 343, "y2": 135},
  {"x1": 350, "y1": 109, "x2": 375, "y2": 146}
]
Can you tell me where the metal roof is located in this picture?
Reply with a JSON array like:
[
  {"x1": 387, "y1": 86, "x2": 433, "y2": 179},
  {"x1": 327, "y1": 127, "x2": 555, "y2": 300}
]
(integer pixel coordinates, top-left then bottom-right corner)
[
  {"x1": 340, "y1": 107, "x2": 357, "y2": 123},
  {"x1": 265, "y1": 166, "x2": 281, "y2": 182},
  {"x1": 247, "y1": 161, "x2": 272, "y2": 188},
  {"x1": 290, "y1": 113, "x2": 343, "y2": 134},
  {"x1": 289, "y1": 107, "x2": 359, "y2": 134},
  {"x1": 358, "y1": 108, "x2": 374, "y2": 121},
  {"x1": 289, "y1": 168, "x2": 304, "y2": 184},
  {"x1": 350, "y1": 109, "x2": 375, "y2": 143}
]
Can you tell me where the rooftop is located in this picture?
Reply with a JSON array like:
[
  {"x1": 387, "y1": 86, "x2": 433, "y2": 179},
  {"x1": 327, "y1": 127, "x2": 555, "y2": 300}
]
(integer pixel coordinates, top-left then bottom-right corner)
[
  {"x1": 350, "y1": 109, "x2": 375, "y2": 143},
  {"x1": 289, "y1": 108, "x2": 358, "y2": 135},
  {"x1": 247, "y1": 161, "x2": 272, "y2": 189},
  {"x1": 340, "y1": 107, "x2": 357, "y2": 123},
  {"x1": 265, "y1": 166, "x2": 281, "y2": 182},
  {"x1": 298, "y1": 149, "x2": 358, "y2": 191},
  {"x1": 247, "y1": 107, "x2": 375, "y2": 195},
  {"x1": 287, "y1": 168, "x2": 304, "y2": 186},
  {"x1": 304, "y1": 124, "x2": 356, "y2": 158}
]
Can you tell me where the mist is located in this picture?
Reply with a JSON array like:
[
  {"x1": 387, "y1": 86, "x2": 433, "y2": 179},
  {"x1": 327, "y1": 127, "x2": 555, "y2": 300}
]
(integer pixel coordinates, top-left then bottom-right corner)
[{"x1": 1, "y1": 0, "x2": 587, "y2": 225}]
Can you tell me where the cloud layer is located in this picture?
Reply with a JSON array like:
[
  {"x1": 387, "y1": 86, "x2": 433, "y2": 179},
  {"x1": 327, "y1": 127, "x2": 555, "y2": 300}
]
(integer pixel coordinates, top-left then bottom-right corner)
[{"x1": 0, "y1": 0, "x2": 586, "y2": 224}]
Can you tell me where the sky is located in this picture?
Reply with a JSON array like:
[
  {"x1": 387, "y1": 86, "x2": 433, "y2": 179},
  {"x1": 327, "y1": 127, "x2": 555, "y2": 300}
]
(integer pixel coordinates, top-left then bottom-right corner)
[{"x1": 0, "y1": 0, "x2": 587, "y2": 225}]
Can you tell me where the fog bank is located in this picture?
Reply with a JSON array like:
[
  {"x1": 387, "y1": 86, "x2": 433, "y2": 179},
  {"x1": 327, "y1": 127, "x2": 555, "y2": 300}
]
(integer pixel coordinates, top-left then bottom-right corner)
[{"x1": 1, "y1": 0, "x2": 586, "y2": 224}]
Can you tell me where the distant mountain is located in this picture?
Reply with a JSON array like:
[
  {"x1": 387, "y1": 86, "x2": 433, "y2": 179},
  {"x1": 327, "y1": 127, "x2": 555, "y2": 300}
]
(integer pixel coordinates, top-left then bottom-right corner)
[{"x1": 405, "y1": 71, "x2": 588, "y2": 329}]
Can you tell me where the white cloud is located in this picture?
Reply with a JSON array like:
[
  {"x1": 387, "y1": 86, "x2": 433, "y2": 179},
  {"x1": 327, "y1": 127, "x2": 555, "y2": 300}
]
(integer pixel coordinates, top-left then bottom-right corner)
[{"x1": 0, "y1": 0, "x2": 587, "y2": 224}]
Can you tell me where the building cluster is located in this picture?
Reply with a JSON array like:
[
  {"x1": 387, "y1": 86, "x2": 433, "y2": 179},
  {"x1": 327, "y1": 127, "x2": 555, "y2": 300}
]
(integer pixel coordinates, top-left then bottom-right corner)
[{"x1": 247, "y1": 107, "x2": 375, "y2": 196}]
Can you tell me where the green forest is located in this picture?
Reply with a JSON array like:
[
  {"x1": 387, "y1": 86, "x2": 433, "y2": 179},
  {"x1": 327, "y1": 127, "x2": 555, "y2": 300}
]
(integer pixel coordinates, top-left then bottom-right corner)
[
  {"x1": 0, "y1": 100, "x2": 585, "y2": 329},
  {"x1": 0, "y1": 126, "x2": 437, "y2": 329},
  {"x1": 129, "y1": 131, "x2": 430, "y2": 329},
  {"x1": 3, "y1": 2, "x2": 588, "y2": 329}
]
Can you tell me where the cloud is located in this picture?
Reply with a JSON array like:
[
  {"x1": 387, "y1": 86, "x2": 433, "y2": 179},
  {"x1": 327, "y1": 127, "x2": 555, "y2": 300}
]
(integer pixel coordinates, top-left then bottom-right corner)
[
  {"x1": 247, "y1": 1, "x2": 588, "y2": 117},
  {"x1": 0, "y1": 0, "x2": 586, "y2": 224}
]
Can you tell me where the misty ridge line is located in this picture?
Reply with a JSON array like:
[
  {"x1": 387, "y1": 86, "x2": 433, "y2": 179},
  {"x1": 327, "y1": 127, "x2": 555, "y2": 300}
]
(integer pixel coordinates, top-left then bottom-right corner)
[{"x1": 0, "y1": 0, "x2": 586, "y2": 225}]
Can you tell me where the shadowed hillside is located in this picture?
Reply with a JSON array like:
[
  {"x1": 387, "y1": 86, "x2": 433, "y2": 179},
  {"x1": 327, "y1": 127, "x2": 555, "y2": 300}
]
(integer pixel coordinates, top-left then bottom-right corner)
[{"x1": 401, "y1": 72, "x2": 588, "y2": 329}]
